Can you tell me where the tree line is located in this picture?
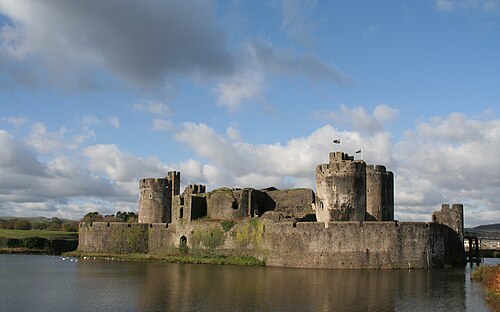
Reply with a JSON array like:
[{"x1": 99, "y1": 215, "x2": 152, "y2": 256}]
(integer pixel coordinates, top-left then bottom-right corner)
[
  {"x1": 0, "y1": 211, "x2": 138, "y2": 232},
  {"x1": 0, "y1": 217, "x2": 78, "y2": 232}
]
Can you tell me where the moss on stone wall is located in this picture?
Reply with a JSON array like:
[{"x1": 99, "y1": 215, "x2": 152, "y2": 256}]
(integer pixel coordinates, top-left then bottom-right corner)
[
  {"x1": 234, "y1": 219, "x2": 264, "y2": 249},
  {"x1": 191, "y1": 226, "x2": 225, "y2": 249},
  {"x1": 221, "y1": 220, "x2": 235, "y2": 232}
]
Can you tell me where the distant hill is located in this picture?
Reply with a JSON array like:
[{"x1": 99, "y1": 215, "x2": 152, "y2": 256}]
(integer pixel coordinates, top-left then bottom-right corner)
[
  {"x1": 473, "y1": 223, "x2": 500, "y2": 232},
  {"x1": 0, "y1": 216, "x2": 76, "y2": 223}
]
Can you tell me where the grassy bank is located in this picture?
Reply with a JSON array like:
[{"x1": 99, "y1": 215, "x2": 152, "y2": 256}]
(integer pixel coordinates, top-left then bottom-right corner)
[
  {"x1": 66, "y1": 251, "x2": 265, "y2": 267},
  {"x1": 471, "y1": 265, "x2": 500, "y2": 312},
  {"x1": 0, "y1": 229, "x2": 78, "y2": 254}
]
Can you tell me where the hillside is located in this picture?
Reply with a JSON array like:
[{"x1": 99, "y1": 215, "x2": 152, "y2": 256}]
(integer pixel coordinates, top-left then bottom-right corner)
[{"x1": 473, "y1": 223, "x2": 500, "y2": 232}]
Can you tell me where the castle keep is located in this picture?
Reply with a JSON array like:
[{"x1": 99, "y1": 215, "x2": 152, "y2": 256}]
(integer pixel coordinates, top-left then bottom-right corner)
[
  {"x1": 78, "y1": 150, "x2": 466, "y2": 269},
  {"x1": 315, "y1": 151, "x2": 394, "y2": 222}
]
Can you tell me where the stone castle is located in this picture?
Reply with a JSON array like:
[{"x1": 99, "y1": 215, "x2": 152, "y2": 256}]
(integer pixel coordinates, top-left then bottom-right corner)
[{"x1": 78, "y1": 150, "x2": 466, "y2": 269}]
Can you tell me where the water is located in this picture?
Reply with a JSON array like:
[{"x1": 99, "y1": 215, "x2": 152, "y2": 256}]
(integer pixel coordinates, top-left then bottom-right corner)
[{"x1": 0, "y1": 254, "x2": 498, "y2": 312}]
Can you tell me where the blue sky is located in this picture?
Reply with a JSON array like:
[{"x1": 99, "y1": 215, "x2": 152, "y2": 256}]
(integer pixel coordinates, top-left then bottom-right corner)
[{"x1": 0, "y1": 0, "x2": 499, "y2": 226}]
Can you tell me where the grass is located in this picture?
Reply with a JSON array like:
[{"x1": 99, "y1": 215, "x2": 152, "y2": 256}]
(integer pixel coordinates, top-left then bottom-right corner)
[
  {"x1": 471, "y1": 265, "x2": 500, "y2": 312},
  {"x1": 0, "y1": 229, "x2": 78, "y2": 240},
  {"x1": 66, "y1": 251, "x2": 265, "y2": 266}
]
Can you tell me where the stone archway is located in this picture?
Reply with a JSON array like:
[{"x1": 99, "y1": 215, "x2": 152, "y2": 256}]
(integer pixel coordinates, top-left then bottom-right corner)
[{"x1": 179, "y1": 235, "x2": 188, "y2": 254}]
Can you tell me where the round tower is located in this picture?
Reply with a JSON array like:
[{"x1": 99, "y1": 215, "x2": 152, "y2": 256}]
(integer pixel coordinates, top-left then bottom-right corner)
[
  {"x1": 138, "y1": 178, "x2": 171, "y2": 223},
  {"x1": 315, "y1": 152, "x2": 366, "y2": 222}
]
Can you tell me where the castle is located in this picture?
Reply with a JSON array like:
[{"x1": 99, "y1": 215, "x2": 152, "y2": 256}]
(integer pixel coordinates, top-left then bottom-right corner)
[{"x1": 78, "y1": 150, "x2": 466, "y2": 269}]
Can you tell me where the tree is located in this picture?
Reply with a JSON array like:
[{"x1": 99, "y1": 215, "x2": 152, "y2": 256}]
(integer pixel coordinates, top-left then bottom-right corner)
[
  {"x1": 47, "y1": 217, "x2": 62, "y2": 231},
  {"x1": 81, "y1": 212, "x2": 104, "y2": 222},
  {"x1": 116, "y1": 211, "x2": 138, "y2": 223},
  {"x1": 13, "y1": 219, "x2": 32, "y2": 230},
  {"x1": 62, "y1": 221, "x2": 78, "y2": 232}
]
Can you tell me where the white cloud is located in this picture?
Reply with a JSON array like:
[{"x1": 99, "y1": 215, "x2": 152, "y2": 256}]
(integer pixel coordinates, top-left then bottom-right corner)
[
  {"x1": 107, "y1": 116, "x2": 120, "y2": 128},
  {"x1": 152, "y1": 119, "x2": 174, "y2": 132},
  {"x1": 132, "y1": 101, "x2": 170, "y2": 116},
  {"x1": 314, "y1": 104, "x2": 398, "y2": 134},
  {"x1": 1, "y1": 116, "x2": 28, "y2": 128},
  {"x1": 435, "y1": 0, "x2": 499, "y2": 12},
  {"x1": 373, "y1": 104, "x2": 399, "y2": 123},
  {"x1": 26, "y1": 122, "x2": 66, "y2": 154},
  {"x1": 213, "y1": 71, "x2": 265, "y2": 111},
  {"x1": 226, "y1": 126, "x2": 242, "y2": 142},
  {"x1": 393, "y1": 113, "x2": 500, "y2": 225},
  {"x1": 84, "y1": 144, "x2": 169, "y2": 183}
]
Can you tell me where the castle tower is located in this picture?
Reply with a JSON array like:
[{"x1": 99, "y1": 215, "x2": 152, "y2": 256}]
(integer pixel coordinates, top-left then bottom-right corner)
[
  {"x1": 432, "y1": 204, "x2": 464, "y2": 237},
  {"x1": 138, "y1": 178, "x2": 171, "y2": 223},
  {"x1": 315, "y1": 152, "x2": 366, "y2": 222},
  {"x1": 366, "y1": 165, "x2": 394, "y2": 221},
  {"x1": 138, "y1": 171, "x2": 181, "y2": 224},
  {"x1": 166, "y1": 171, "x2": 180, "y2": 198}
]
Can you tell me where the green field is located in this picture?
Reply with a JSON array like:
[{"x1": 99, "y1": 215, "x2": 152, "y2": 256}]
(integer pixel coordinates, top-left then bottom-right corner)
[{"x1": 0, "y1": 229, "x2": 78, "y2": 240}]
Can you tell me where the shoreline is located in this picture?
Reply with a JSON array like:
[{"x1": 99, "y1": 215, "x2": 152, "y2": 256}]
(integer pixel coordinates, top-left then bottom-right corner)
[{"x1": 64, "y1": 251, "x2": 266, "y2": 266}]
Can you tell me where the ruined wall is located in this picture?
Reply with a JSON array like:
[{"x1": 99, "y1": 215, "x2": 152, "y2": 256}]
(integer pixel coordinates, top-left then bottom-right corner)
[
  {"x1": 432, "y1": 204, "x2": 464, "y2": 237},
  {"x1": 245, "y1": 189, "x2": 272, "y2": 217},
  {"x1": 166, "y1": 171, "x2": 181, "y2": 199},
  {"x1": 316, "y1": 152, "x2": 366, "y2": 222},
  {"x1": 138, "y1": 178, "x2": 171, "y2": 224},
  {"x1": 78, "y1": 222, "x2": 149, "y2": 253},
  {"x1": 206, "y1": 188, "x2": 249, "y2": 220},
  {"x1": 264, "y1": 188, "x2": 315, "y2": 216}
]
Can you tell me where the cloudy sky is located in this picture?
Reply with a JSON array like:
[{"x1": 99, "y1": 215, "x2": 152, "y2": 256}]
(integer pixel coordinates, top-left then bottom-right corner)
[{"x1": 0, "y1": 0, "x2": 499, "y2": 226}]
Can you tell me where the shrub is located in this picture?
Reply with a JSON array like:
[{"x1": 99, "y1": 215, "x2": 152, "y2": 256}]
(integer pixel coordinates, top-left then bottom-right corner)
[{"x1": 471, "y1": 265, "x2": 500, "y2": 311}]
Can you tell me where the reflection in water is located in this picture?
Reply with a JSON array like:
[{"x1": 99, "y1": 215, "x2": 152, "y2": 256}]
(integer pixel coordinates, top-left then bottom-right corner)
[{"x1": 1, "y1": 254, "x2": 496, "y2": 312}]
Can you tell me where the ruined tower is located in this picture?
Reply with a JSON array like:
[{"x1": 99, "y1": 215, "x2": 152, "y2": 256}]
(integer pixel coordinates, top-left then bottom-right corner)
[
  {"x1": 315, "y1": 152, "x2": 366, "y2": 222},
  {"x1": 432, "y1": 204, "x2": 464, "y2": 237},
  {"x1": 366, "y1": 165, "x2": 394, "y2": 221},
  {"x1": 138, "y1": 171, "x2": 181, "y2": 224}
]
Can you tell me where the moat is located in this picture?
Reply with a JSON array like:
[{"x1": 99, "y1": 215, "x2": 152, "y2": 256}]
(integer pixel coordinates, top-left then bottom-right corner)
[{"x1": 1, "y1": 254, "x2": 497, "y2": 312}]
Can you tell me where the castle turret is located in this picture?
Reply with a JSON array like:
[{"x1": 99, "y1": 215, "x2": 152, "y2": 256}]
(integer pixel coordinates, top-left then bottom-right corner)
[
  {"x1": 366, "y1": 165, "x2": 394, "y2": 221},
  {"x1": 138, "y1": 171, "x2": 180, "y2": 224},
  {"x1": 315, "y1": 152, "x2": 366, "y2": 222},
  {"x1": 138, "y1": 178, "x2": 171, "y2": 223}
]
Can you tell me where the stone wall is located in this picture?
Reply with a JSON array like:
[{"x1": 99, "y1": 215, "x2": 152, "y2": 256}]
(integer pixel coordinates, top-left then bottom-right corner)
[
  {"x1": 78, "y1": 222, "x2": 149, "y2": 253},
  {"x1": 206, "y1": 188, "x2": 249, "y2": 220},
  {"x1": 259, "y1": 221, "x2": 463, "y2": 269},
  {"x1": 78, "y1": 219, "x2": 465, "y2": 269},
  {"x1": 264, "y1": 188, "x2": 315, "y2": 216}
]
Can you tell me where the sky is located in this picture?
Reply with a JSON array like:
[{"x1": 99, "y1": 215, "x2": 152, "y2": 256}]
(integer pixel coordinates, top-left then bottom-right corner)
[{"x1": 0, "y1": 0, "x2": 499, "y2": 227}]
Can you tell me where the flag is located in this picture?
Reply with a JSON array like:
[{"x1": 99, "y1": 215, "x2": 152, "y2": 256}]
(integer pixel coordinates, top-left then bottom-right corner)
[
  {"x1": 333, "y1": 139, "x2": 341, "y2": 144},
  {"x1": 355, "y1": 149, "x2": 361, "y2": 153}
]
